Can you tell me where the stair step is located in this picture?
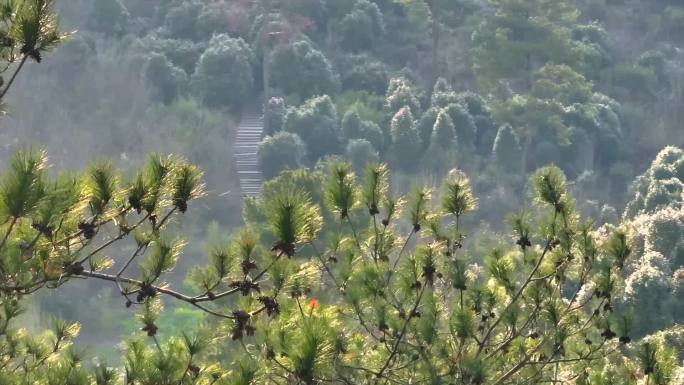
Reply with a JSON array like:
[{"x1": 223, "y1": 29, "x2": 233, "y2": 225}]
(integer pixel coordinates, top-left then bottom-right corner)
[{"x1": 235, "y1": 111, "x2": 265, "y2": 197}]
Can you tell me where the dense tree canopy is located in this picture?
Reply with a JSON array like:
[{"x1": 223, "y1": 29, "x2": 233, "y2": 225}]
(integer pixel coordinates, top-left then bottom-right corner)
[
  {"x1": 619, "y1": 147, "x2": 684, "y2": 337},
  {"x1": 191, "y1": 34, "x2": 254, "y2": 109},
  {"x1": 258, "y1": 131, "x2": 308, "y2": 179},
  {"x1": 283, "y1": 95, "x2": 343, "y2": 162},
  {"x1": 270, "y1": 39, "x2": 339, "y2": 101}
]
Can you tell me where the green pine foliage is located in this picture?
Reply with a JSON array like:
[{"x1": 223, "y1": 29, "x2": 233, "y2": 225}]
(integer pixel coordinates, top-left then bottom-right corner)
[{"x1": 3, "y1": 151, "x2": 673, "y2": 384}]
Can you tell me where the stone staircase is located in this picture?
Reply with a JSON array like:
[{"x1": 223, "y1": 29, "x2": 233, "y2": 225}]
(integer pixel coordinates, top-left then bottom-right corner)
[{"x1": 234, "y1": 111, "x2": 264, "y2": 198}]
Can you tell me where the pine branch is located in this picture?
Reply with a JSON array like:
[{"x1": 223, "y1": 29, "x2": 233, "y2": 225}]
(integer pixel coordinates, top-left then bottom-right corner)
[
  {"x1": 0, "y1": 55, "x2": 28, "y2": 101},
  {"x1": 0, "y1": 216, "x2": 18, "y2": 250},
  {"x1": 78, "y1": 270, "x2": 238, "y2": 319},
  {"x1": 478, "y1": 228, "x2": 556, "y2": 356},
  {"x1": 0, "y1": 216, "x2": 17, "y2": 274},
  {"x1": 77, "y1": 212, "x2": 151, "y2": 265},
  {"x1": 377, "y1": 284, "x2": 426, "y2": 377}
]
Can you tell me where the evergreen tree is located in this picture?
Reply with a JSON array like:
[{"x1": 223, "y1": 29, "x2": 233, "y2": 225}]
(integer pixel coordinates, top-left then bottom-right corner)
[
  {"x1": 162, "y1": 0, "x2": 204, "y2": 41},
  {"x1": 264, "y1": 96, "x2": 287, "y2": 135},
  {"x1": 610, "y1": 147, "x2": 684, "y2": 337},
  {"x1": 283, "y1": 95, "x2": 343, "y2": 162},
  {"x1": 417, "y1": 107, "x2": 440, "y2": 152},
  {"x1": 340, "y1": 54, "x2": 389, "y2": 94},
  {"x1": 346, "y1": 138, "x2": 380, "y2": 175},
  {"x1": 430, "y1": 77, "x2": 460, "y2": 108},
  {"x1": 143, "y1": 53, "x2": 187, "y2": 105},
  {"x1": 384, "y1": 77, "x2": 422, "y2": 120},
  {"x1": 431, "y1": 108, "x2": 456, "y2": 149},
  {"x1": 492, "y1": 124, "x2": 521, "y2": 171},
  {"x1": 258, "y1": 131, "x2": 308, "y2": 178},
  {"x1": 390, "y1": 106, "x2": 421, "y2": 171},
  {"x1": 457, "y1": 91, "x2": 489, "y2": 117},
  {"x1": 191, "y1": 35, "x2": 254, "y2": 109},
  {"x1": 89, "y1": 0, "x2": 129, "y2": 36},
  {"x1": 491, "y1": 64, "x2": 607, "y2": 175},
  {"x1": 270, "y1": 39, "x2": 339, "y2": 101},
  {"x1": 341, "y1": 109, "x2": 364, "y2": 139},
  {"x1": 2, "y1": 1, "x2": 684, "y2": 383},
  {"x1": 338, "y1": 0, "x2": 385, "y2": 52},
  {"x1": 472, "y1": 0, "x2": 585, "y2": 91},
  {"x1": 473, "y1": 114, "x2": 498, "y2": 154},
  {"x1": 625, "y1": 146, "x2": 684, "y2": 218},
  {"x1": 444, "y1": 103, "x2": 476, "y2": 150}
]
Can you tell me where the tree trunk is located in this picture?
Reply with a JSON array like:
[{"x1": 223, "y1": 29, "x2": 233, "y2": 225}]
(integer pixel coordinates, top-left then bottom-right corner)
[
  {"x1": 428, "y1": 0, "x2": 440, "y2": 92},
  {"x1": 520, "y1": 134, "x2": 531, "y2": 179},
  {"x1": 587, "y1": 132, "x2": 596, "y2": 172},
  {"x1": 525, "y1": 52, "x2": 533, "y2": 92}
]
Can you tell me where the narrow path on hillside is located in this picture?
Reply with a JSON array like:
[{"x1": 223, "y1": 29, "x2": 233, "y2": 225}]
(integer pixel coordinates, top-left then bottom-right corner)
[{"x1": 234, "y1": 107, "x2": 264, "y2": 198}]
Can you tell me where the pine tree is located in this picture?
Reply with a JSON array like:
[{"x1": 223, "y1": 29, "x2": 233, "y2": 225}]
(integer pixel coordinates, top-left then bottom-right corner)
[
  {"x1": 341, "y1": 109, "x2": 364, "y2": 139},
  {"x1": 417, "y1": 107, "x2": 440, "y2": 151},
  {"x1": 338, "y1": 0, "x2": 385, "y2": 52},
  {"x1": 0, "y1": 0, "x2": 67, "y2": 105},
  {"x1": 384, "y1": 77, "x2": 422, "y2": 121},
  {"x1": 283, "y1": 95, "x2": 343, "y2": 162},
  {"x1": 444, "y1": 103, "x2": 476, "y2": 150},
  {"x1": 0, "y1": 151, "x2": 674, "y2": 385},
  {"x1": 270, "y1": 39, "x2": 339, "y2": 100},
  {"x1": 472, "y1": 0, "x2": 584, "y2": 92},
  {"x1": 431, "y1": 109, "x2": 455, "y2": 149},
  {"x1": 390, "y1": 106, "x2": 422, "y2": 171},
  {"x1": 492, "y1": 124, "x2": 521, "y2": 171}
]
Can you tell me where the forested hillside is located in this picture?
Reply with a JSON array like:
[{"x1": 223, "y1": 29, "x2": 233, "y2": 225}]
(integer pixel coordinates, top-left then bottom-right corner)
[
  {"x1": 0, "y1": 0, "x2": 682, "y2": 384},
  {"x1": 6, "y1": 0, "x2": 683, "y2": 221}
]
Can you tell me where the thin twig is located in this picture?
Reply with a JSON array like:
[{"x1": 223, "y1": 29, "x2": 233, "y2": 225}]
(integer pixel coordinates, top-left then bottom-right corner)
[
  {"x1": 0, "y1": 55, "x2": 28, "y2": 100},
  {"x1": 377, "y1": 284, "x2": 426, "y2": 377}
]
